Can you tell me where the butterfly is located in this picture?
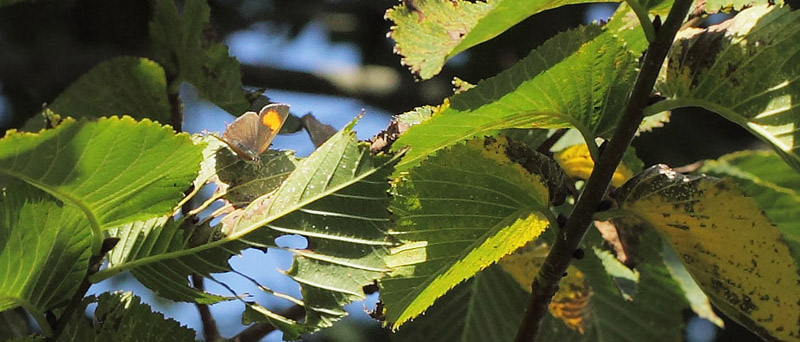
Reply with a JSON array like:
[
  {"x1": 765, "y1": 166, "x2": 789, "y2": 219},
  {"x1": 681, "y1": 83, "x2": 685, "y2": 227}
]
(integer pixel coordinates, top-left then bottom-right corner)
[{"x1": 218, "y1": 103, "x2": 290, "y2": 162}]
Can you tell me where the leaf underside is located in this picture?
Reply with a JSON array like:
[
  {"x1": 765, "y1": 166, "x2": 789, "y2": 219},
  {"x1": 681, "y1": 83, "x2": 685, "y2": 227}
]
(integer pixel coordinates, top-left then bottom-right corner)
[
  {"x1": 97, "y1": 118, "x2": 400, "y2": 338},
  {"x1": 382, "y1": 136, "x2": 558, "y2": 328}
]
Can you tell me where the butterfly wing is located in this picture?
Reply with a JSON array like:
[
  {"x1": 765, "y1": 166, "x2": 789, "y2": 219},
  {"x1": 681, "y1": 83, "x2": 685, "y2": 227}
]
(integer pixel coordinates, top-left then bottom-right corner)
[
  {"x1": 254, "y1": 103, "x2": 290, "y2": 155},
  {"x1": 222, "y1": 111, "x2": 262, "y2": 161}
]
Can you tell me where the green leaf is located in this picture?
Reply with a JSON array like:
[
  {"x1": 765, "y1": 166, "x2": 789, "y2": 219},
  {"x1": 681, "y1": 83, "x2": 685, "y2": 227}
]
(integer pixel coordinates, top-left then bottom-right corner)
[
  {"x1": 0, "y1": 116, "x2": 203, "y2": 252},
  {"x1": 654, "y1": 4, "x2": 800, "y2": 172},
  {"x1": 662, "y1": 241, "x2": 725, "y2": 327},
  {"x1": 699, "y1": 151, "x2": 800, "y2": 263},
  {"x1": 215, "y1": 149, "x2": 300, "y2": 207},
  {"x1": 90, "y1": 117, "x2": 401, "y2": 337},
  {"x1": 48, "y1": 57, "x2": 171, "y2": 123},
  {"x1": 614, "y1": 165, "x2": 800, "y2": 341},
  {"x1": 112, "y1": 218, "x2": 236, "y2": 304},
  {"x1": 604, "y1": 0, "x2": 672, "y2": 55},
  {"x1": 0, "y1": 182, "x2": 92, "y2": 337},
  {"x1": 559, "y1": 240, "x2": 687, "y2": 342},
  {"x1": 58, "y1": 292, "x2": 196, "y2": 342},
  {"x1": 704, "y1": 0, "x2": 778, "y2": 12},
  {"x1": 382, "y1": 136, "x2": 560, "y2": 328},
  {"x1": 229, "y1": 119, "x2": 400, "y2": 337},
  {"x1": 150, "y1": 0, "x2": 249, "y2": 115},
  {"x1": 385, "y1": 0, "x2": 619, "y2": 80},
  {"x1": 391, "y1": 25, "x2": 637, "y2": 173},
  {"x1": 393, "y1": 264, "x2": 529, "y2": 342}
]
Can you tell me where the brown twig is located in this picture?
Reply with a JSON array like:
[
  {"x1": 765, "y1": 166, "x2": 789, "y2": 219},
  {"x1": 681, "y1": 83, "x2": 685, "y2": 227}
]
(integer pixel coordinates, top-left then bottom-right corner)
[
  {"x1": 192, "y1": 274, "x2": 221, "y2": 342},
  {"x1": 536, "y1": 128, "x2": 568, "y2": 155},
  {"x1": 513, "y1": 0, "x2": 695, "y2": 340},
  {"x1": 230, "y1": 305, "x2": 306, "y2": 342}
]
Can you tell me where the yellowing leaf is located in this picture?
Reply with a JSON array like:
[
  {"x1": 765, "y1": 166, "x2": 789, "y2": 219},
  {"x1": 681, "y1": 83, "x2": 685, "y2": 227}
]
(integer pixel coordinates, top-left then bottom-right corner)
[
  {"x1": 499, "y1": 242, "x2": 592, "y2": 334},
  {"x1": 555, "y1": 144, "x2": 635, "y2": 187},
  {"x1": 383, "y1": 136, "x2": 560, "y2": 329},
  {"x1": 548, "y1": 270, "x2": 592, "y2": 334},
  {"x1": 615, "y1": 165, "x2": 800, "y2": 341}
]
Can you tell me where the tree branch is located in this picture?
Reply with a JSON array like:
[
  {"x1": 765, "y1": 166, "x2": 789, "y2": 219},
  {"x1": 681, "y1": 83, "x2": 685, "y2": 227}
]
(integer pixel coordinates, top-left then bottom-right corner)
[
  {"x1": 191, "y1": 274, "x2": 221, "y2": 342},
  {"x1": 513, "y1": 1, "x2": 695, "y2": 340},
  {"x1": 230, "y1": 305, "x2": 305, "y2": 342}
]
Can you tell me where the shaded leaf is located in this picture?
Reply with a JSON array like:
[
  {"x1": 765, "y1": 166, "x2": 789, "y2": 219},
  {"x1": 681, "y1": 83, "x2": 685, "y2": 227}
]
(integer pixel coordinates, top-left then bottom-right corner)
[
  {"x1": 111, "y1": 218, "x2": 235, "y2": 304},
  {"x1": 593, "y1": 219, "x2": 643, "y2": 267},
  {"x1": 614, "y1": 164, "x2": 800, "y2": 341},
  {"x1": 58, "y1": 292, "x2": 196, "y2": 342},
  {"x1": 392, "y1": 25, "x2": 637, "y2": 173},
  {"x1": 655, "y1": 5, "x2": 800, "y2": 172},
  {"x1": 0, "y1": 0, "x2": 33, "y2": 8},
  {"x1": 48, "y1": 57, "x2": 171, "y2": 123},
  {"x1": 508, "y1": 228, "x2": 689, "y2": 342},
  {"x1": 150, "y1": 0, "x2": 249, "y2": 114},
  {"x1": 499, "y1": 241, "x2": 591, "y2": 333},
  {"x1": 393, "y1": 265, "x2": 529, "y2": 342},
  {"x1": 215, "y1": 149, "x2": 299, "y2": 207},
  {"x1": 570, "y1": 241, "x2": 687, "y2": 342},
  {"x1": 662, "y1": 242, "x2": 725, "y2": 327},
  {"x1": 385, "y1": 0, "x2": 618, "y2": 79},
  {"x1": 382, "y1": 136, "x2": 559, "y2": 328},
  {"x1": 300, "y1": 113, "x2": 338, "y2": 148}
]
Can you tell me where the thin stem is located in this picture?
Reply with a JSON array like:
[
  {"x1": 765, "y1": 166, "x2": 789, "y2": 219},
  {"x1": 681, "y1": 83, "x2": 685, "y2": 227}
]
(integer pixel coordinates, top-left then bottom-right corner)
[
  {"x1": 624, "y1": 0, "x2": 657, "y2": 43},
  {"x1": 230, "y1": 305, "x2": 306, "y2": 342},
  {"x1": 536, "y1": 129, "x2": 568, "y2": 154},
  {"x1": 513, "y1": 0, "x2": 694, "y2": 340}
]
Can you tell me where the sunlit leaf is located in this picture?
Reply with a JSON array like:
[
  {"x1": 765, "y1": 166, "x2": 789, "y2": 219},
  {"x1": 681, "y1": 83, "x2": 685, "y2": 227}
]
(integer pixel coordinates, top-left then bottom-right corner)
[
  {"x1": 392, "y1": 25, "x2": 637, "y2": 173},
  {"x1": 614, "y1": 165, "x2": 800, "y2": 341},
  {"x1": 90, "y1": 117, "x2": 401, "y2": 337},
  {"x1": 704, "y1": 0, "x2": 778, "y2": 12},
  {"x1": 0, "y1": 183, "x2": 92, "y2": 336},
  {"x1": 0, "y1": 116, "x2": 203, "y2": 252},
  {"x1": 385, "y1": 0, "x2": 619, "y2": 79},
  {"x1": 382, "y1": 136, "x2": 561, "y2": 328},
  {"x1": 700, "y1": 151, "x2": 800, "y2": 262},
  {"x1": 655, "y1": 4, "x2": 800, "y2": 172}
]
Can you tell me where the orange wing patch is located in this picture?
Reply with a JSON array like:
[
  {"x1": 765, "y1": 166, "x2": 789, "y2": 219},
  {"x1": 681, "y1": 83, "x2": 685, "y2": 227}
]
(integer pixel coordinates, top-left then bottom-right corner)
[{"x1": 261, "y1": 110, "x2": 284, "y2": 132}]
